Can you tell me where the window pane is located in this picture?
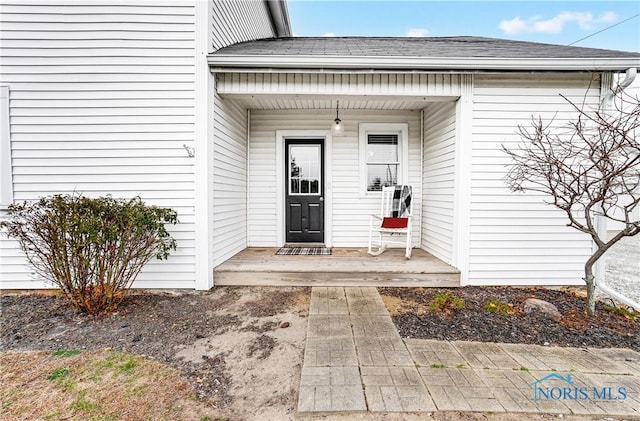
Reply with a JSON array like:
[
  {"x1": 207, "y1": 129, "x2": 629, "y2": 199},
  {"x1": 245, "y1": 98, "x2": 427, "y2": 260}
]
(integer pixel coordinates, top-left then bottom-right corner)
[
  {"x1": 367, "y1": 134, "x2": 398, "y2": 163},
  {"x1": 310, "y1": 179, "x2": 319, "y2": 194},
  {"x1": 290, "y1": 178, "x2": 299, "y2": 194},
  {"x1": 289, "y1": 144, "x2": 321, "y2": 195},
  {"x1": 367, "y1": 164, "x2": 398, "y2": 191}
]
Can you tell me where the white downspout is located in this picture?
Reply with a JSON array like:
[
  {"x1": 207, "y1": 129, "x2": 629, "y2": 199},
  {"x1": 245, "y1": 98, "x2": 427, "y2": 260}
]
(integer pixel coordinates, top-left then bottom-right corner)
[
  {"x1": 419, "y1": 109, "x2": 424, "y2": 250},
  {"x1": 596, "y1": 67, "x2": 639, "y2": 311},
  {"x1": 601, "y1": 67, "x2": 637, "y2": 107}
]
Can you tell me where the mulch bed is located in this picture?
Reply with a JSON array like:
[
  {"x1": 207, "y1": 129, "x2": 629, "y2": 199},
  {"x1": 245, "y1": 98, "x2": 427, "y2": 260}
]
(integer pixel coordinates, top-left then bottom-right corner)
[{"x1": 379, "y1": 286, "x2": 639, "y2": 351}]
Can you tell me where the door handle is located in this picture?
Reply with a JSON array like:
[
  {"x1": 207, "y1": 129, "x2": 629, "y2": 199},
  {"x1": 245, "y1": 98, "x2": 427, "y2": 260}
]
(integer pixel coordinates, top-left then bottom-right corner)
[{"x1": 319, "y1": 197, "x2": 324, "y2": 202}]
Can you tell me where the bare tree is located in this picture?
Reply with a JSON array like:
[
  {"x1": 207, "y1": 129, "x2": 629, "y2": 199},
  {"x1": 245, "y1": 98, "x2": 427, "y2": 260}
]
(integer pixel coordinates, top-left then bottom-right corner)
[{"x1": 503, "y1": 86, "x2": 640, "y2": 315}]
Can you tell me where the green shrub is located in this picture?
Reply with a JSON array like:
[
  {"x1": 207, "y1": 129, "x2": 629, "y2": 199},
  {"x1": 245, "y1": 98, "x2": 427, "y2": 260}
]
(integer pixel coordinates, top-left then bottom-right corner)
[
  {"x1": 483, "y1": 300, "x2": 515, "y2": 316},
  {"x1": 603, "y1": 304, "x2": 637, "y2": 320},
  {"x1": 429, "y1": 292, "x2": 464, "y2": 313},
  {"x1": 1, "y1": 194, "x2": 177, "y2": 314}
]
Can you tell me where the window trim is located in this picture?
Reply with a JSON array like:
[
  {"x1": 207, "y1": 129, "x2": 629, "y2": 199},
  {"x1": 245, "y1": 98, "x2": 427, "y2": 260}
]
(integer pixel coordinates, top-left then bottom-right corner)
[{"x1": 359, "y1": 123, "x2": 409, "y2": 196}]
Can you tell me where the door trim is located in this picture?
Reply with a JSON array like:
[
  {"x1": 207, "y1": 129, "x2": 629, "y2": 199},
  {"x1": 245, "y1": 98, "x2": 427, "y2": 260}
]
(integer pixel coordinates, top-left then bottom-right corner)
[{"x1": 276, "y1": 130, "x2": 332, "y2": 248}]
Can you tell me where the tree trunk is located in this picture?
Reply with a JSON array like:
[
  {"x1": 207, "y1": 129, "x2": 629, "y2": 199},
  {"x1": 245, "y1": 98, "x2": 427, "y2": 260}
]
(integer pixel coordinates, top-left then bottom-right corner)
[
  {"x1": 584, "y1": 265, "x2": 596, "y2": 316},
  {"x1": 584, "y1": 246, "x2": 608, "y2": 316}
]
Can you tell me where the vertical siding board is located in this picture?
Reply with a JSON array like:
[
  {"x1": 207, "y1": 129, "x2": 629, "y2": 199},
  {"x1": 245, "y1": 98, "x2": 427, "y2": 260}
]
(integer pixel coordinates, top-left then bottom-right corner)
[
  {"x1": 217, "y1": 72, "x2": 462, "y2": 97},
  {"x1": 469, "y1": 74, "x2": 600, "y2": 285}
]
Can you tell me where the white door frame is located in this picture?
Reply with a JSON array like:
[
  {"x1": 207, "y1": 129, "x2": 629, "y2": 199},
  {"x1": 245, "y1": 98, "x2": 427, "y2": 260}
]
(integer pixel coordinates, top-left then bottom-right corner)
[{"x1": 276, "y1": 130, "x2": 333, "y2": 247}]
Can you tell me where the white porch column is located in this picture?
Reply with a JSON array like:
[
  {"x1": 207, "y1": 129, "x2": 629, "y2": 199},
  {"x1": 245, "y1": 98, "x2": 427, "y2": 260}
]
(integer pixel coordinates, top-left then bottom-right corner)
[
  {"x1": 452, "y1": 74, "x2": 474, "y2": 285},
  {"x1": 194, "y1": 0, "x2": 214, "y2": 290}
]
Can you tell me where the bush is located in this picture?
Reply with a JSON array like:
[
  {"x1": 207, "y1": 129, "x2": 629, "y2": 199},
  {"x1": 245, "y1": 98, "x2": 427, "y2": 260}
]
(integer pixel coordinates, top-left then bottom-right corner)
[
  {"x1": 429, "y1": 292, "x2": 464, "y2": 313},
  {"x1": 1, "y1": 194, "x2": 177, "y2": 314},
  {"x1": 484, "y1": 300, "x2": 515, "y2": 317}
]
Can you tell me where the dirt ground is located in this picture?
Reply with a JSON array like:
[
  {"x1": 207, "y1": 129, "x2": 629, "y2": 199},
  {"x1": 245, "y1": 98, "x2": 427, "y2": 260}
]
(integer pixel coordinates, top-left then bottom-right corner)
[
  {"x1": 1, "y1": 287, "x2": 310, "y2": 420},
  {"x1": 2, "y1": 286, "x2": 639, "y2": 421}
]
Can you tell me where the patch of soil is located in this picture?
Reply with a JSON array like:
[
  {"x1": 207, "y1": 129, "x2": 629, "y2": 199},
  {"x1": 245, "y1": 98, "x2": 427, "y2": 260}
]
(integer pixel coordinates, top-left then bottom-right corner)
[
  {"x1": 0, "y1": 286, "x2": 311, "y2": 420},
  {"x1": 379, "y1": 286, "x2": 639, "y2": 351}
]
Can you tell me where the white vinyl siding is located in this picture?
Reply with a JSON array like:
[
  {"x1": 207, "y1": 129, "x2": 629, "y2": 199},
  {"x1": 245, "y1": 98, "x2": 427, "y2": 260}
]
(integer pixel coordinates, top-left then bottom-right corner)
[
  {"x1": 212, "y1": 0, "x2": 275, "y2": 51},
  {"x1": 213, "y1": 95, "x2": 247, "y2": 267},
  {"x1": 468, "y1": 74, "x2": 600, "y2": 285},
  {"x1": 217, "y1": 73, "x2": 462, "y2": 98},
  {"x1": 421, "y1": 101, "x2": 456, "y2": 264},
  {"x1": 0, "y1": 1, "x2": 197, "y2": 289},
  {"x1": 248, "y1": 109, "x2": 422, "y2": 247}
]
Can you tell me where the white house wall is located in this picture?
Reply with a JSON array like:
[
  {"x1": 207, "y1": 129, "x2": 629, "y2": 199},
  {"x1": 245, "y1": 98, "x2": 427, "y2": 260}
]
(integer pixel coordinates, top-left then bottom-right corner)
[
  {"x1": 468, "y1": 74, "x2": 600, "y2": 285},
  {"x1": 211, "y1": 1, "x2": 274, "y2": 51},
  {"x1": 247, "y1": 109, "x2": 422, "y2": 247},
  {"x1": 421, "y1": 101, "x2": 456, "y2": 264},
  {"x1": 0, "y1": 0, "x2": 281, "y2": 290},
  {"x1": 212, "y1": 94, "x2": 247, "y2": 267},
  {"x1": 0, "y1": 1, "x2": 201, "y2": 289}
]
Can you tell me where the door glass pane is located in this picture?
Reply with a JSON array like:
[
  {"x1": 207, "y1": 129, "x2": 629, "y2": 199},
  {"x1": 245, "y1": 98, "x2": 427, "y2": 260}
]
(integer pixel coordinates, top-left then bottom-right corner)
[{"x1": 289, "y1": 144, "x2": 321, "y2": 195}]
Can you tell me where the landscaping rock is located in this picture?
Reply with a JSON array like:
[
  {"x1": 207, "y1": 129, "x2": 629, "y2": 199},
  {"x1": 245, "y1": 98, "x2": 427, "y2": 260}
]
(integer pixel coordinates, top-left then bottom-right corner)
[{"x1": 524, "y1": 298, "x2": 562, "y2": 322}]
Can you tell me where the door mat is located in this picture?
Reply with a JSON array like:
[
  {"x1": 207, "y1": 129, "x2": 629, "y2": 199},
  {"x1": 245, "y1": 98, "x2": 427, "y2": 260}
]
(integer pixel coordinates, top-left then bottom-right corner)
[{"x1": 276, "y1": 247, "x2": 332, "y2": 256}]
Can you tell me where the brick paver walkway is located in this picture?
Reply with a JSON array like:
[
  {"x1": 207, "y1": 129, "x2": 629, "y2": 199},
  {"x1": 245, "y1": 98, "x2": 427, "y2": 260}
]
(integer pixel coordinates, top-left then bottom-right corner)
[{"x1": 298, "y1": 287, "x2": 640, "y2": 416}]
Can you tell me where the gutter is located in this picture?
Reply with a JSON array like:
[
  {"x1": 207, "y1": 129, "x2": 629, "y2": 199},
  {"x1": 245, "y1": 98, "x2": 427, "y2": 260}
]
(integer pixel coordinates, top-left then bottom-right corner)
[
  {"x1": 208, "y1": 54, "x2": 640, "y2": 72},
  {"x1": 596, "y1": 67, "x2": 640, "y2": 312},
  {"x1": 265, "y1": 0, "x2": 291, "y2": 37}
]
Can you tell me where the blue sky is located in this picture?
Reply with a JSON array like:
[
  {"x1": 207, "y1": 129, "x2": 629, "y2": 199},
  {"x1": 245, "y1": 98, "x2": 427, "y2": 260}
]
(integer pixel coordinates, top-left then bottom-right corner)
[{"x1": 287, "y1": 1, "x2": 640, "y2": 53}]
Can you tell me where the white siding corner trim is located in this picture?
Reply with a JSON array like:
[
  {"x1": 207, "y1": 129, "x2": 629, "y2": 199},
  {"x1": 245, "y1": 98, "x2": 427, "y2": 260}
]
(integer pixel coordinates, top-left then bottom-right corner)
[
  {"x1": 275, "y1": 130, "x2": 333, "y2": 247},
  {"x1": 0, "y1": 86, "x2": 12, "y2": 207},
  {"x1": 194, "y1": 0, "x2": 214, "y2": 290},
  {"x1": 358, "y1": 123, "x2": 409, "y2": 197},
  {"x1": 453, "y1": 74, "x2": 474, "y2": 285}
]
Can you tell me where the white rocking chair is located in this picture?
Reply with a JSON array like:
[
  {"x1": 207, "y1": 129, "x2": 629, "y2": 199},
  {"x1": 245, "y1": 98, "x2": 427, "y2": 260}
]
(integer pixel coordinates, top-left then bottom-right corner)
[{"x1": 368, "y1": 185, "x2": 413, "y2": 259}]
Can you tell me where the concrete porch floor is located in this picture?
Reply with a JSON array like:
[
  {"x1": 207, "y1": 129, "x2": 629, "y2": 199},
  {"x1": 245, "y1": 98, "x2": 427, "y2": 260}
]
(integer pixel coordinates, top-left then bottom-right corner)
[{"x1": 213, "y1": 248, "x2": 460, "y2": 287}]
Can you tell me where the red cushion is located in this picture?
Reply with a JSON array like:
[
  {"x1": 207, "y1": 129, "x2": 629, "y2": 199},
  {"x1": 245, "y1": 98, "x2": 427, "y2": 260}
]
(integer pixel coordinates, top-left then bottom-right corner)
[{"x1": 381, "y1": 217, "x2": 408, "y2": 229}]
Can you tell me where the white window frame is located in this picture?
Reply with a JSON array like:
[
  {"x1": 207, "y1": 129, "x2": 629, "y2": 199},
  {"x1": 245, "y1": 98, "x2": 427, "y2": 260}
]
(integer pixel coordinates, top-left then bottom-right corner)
[
  {"x1": 0, "y1": 86, "x2": 12, "y2": 208},
  {"x1": 359, "y1": 123, "x2": 409, "y2": 196}
]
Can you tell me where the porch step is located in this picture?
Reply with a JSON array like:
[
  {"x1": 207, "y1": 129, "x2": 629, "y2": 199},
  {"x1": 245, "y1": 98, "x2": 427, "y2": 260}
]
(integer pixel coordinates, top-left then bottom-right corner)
[{"x1": 213, "y1": 248, "x2": 460, "y2": 287}]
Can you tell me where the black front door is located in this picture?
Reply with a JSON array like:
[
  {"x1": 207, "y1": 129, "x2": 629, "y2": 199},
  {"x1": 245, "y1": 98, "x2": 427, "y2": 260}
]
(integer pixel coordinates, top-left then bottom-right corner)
[{"x1": 285, "y1": 139, "x2": 324, "y2": 243}]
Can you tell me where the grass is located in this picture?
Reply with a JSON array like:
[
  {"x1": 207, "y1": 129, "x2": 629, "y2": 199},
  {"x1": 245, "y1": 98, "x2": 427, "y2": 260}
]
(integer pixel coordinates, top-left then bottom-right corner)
[
  {"x1": 52, "y1": 349, "x2": 81, "y2": 357},
  {"x1": 430, "y1": 363, "x2": 446, "y2": 369},
  {"x1": 603, "y1": 304, "x2": 638, "y2": 320},
  {"x1": 0, "y1": 349, "x2": 217, "y2": 420},
  {"x1": 429, "y1": 292, "x2": 464, "y2": 313},
  {"x1": 47, "y1": 368, "x2": 70, "y2": 381}
]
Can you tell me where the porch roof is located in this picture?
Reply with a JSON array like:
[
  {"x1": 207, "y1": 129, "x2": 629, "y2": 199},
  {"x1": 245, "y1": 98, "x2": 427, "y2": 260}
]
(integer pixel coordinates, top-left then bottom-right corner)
[{"x1": 208, "y1": 36, "x2": 640, "y2": 72}]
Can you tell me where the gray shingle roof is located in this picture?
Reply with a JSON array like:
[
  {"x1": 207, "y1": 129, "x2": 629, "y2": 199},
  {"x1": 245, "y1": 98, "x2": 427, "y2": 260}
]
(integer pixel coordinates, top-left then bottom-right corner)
[{"x1": 213, "y1": 36, "x2": 640, "y2": 59}]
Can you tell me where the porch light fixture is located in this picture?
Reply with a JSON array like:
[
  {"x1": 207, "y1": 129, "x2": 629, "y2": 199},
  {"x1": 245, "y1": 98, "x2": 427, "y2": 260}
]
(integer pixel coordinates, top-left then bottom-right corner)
[{"x1": 333, "y1": 100, "x2": 343, "y2": 133}]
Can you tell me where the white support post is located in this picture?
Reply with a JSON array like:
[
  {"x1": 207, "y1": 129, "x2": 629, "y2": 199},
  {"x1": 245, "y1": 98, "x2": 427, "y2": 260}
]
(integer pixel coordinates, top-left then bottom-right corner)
[
  {"x1": 193, "y1": 0, "x2": 214, "y2": 290},
  {"x1": 452, "y1": 74, "x2": 474, "y2": 285}
]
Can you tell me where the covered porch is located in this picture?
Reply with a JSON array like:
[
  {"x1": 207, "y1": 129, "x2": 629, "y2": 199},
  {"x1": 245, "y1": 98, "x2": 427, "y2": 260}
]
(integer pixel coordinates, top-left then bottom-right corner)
[
  {"x1": 214, "y1": 248, "x2": 460, "y2": 286},
  {"x1": 208, "y1": 66, "x2": 474, "y2": 287}
]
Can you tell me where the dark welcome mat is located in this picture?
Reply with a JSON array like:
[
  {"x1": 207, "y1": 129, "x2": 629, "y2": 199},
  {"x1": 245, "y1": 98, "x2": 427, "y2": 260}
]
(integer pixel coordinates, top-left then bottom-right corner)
[{"x1": 276, "y1": 247, "x2": 332, "y2": 256}]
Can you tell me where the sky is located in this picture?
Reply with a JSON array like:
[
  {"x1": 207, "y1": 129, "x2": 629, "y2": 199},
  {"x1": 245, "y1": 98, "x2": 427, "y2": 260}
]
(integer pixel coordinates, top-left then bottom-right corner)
[{"x1": 287, "y1": 0, "x2": 640, "y2": 53}]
